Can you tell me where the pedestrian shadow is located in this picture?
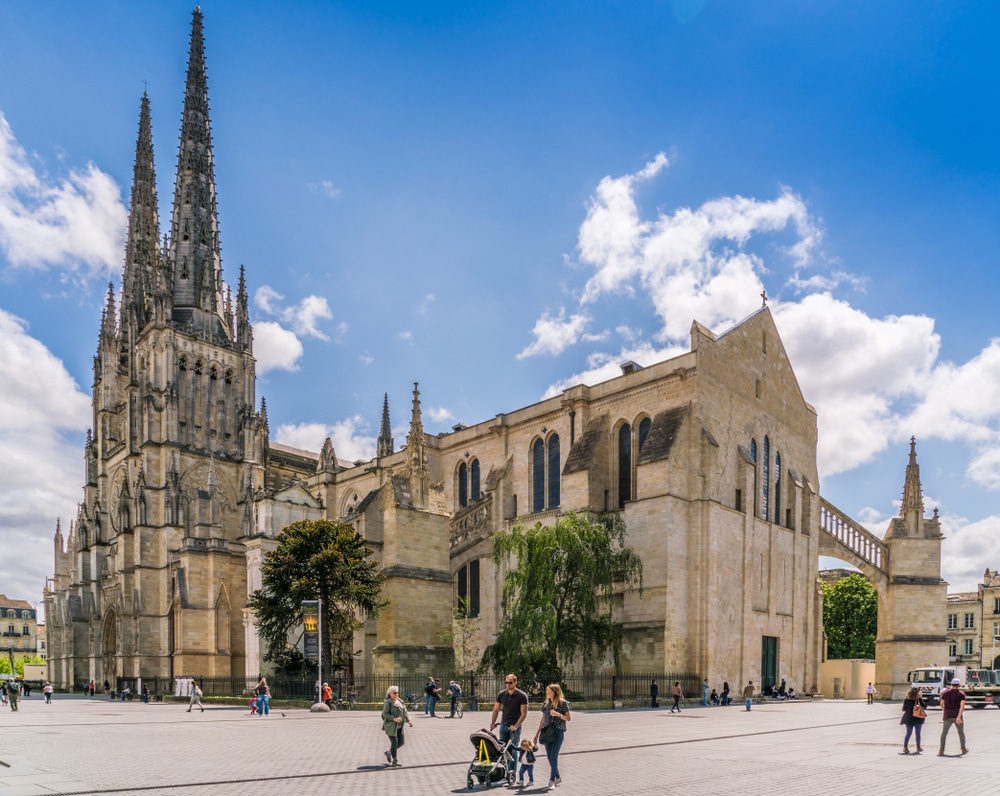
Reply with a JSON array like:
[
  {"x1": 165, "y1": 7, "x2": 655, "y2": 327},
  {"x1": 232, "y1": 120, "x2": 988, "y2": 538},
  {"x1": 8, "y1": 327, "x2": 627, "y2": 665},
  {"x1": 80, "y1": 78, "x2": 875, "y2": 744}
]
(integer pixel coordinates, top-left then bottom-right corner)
[{"x1": 357, "y1": 765, "x2": 388, "y2": 771}]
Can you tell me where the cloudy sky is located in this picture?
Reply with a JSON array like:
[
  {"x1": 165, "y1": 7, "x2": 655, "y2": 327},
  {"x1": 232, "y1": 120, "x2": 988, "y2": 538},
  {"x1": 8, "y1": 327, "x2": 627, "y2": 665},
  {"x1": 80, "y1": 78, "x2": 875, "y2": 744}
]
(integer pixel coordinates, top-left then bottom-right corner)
[{"x1": 1, "y1": 1, "x2": 999, "y2": 607}]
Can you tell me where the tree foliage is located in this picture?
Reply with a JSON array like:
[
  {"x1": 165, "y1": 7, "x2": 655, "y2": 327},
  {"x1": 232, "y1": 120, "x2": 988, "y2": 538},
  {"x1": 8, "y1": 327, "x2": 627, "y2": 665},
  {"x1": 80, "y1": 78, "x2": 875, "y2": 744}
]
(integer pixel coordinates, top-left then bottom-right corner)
[
  {"x1": 0, "y1": 654, "x2": 44, "y2": 676},
  {"x1": 822, "y1": 573, "x2": 878, "y2": 659},
  {"x1": 481, "y1": 511, "x2": 642, "y2": 685},
  {"x1": 248, "y1": 519, "x2": 388, "y2": 675}
]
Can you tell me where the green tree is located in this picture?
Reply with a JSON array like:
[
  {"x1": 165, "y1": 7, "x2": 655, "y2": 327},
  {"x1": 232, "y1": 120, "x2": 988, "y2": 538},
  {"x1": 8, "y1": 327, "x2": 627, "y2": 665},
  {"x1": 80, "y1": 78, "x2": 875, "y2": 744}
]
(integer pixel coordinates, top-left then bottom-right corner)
[
  {"x1": 439, "y1": 596, "x2": 482, "y2": 674},
  {"x1": 248, "y1": 519, "x2": 388, "y2": 676},
  {"x1": 482, "y1": 511, "x2": 643, "y2": 686},
  {"x1": 822, "y1": 573, "x2": 878, "y2": 659}
]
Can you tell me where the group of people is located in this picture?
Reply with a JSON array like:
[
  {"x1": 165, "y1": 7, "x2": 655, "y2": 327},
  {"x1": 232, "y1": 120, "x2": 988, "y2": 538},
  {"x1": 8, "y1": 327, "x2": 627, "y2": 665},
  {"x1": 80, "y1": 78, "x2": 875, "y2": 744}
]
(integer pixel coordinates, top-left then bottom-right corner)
[
  {"x1": 381, "y1": 673, "x2": 570, "y2": 790},
  {"x1": 901, "y1": 678, "x2": 968, "y2": 756},
  {"x1": 420, "y1": 675, "x2": 464, "y2": 718}
]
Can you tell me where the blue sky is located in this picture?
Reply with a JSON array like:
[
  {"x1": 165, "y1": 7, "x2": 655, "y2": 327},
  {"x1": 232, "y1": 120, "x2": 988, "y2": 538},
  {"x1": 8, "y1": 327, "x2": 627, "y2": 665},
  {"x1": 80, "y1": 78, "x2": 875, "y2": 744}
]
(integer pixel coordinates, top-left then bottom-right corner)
[{"x1": 2, "y1": 0, "x2": 999, "y2": 606}]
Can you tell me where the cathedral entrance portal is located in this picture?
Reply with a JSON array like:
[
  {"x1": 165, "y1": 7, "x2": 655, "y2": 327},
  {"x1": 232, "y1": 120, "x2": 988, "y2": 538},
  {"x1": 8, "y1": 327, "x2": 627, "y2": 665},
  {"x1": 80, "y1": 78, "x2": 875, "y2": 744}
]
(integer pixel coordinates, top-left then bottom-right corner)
[{"x1": 101, "y1": 612, "x2": 118, "y2": 687}]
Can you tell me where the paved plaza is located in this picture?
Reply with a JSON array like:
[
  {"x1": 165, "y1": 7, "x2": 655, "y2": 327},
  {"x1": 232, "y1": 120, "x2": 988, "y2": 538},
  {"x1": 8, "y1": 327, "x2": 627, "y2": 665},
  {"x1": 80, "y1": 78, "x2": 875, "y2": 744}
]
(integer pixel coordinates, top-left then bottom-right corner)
[{"x1": 0, "y1": 694, "x2": 995, "y2": 795}]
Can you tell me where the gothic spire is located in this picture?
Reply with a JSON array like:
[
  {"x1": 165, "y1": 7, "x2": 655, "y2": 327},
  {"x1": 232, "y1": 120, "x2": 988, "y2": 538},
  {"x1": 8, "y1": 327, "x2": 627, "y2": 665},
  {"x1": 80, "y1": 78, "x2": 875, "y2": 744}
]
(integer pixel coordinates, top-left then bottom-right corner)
[
  {"x1": 899, "y1": 435, "x2": 927, "y2": 538},
  {"x1": 406, "y1": 382, "x2": 427, "y2": 507},
  {"x1": 167, "y1": 7, "x2": 227, "y2": 337},
  {"x1": 121, "y1": 92, "x2": 161, "y2": 333},
  {"x1": 377, "y1": 393, "x2": 394, "y2": 458},
  {"x1": 236, "y1": 264, "x2": 252, "y2": 351},
  {"x1": 318, "y1": 437, "x2": 338, "y2": 473},
  {"x1": 100, "y1": 282, "x2": 117, "y2": 345}
]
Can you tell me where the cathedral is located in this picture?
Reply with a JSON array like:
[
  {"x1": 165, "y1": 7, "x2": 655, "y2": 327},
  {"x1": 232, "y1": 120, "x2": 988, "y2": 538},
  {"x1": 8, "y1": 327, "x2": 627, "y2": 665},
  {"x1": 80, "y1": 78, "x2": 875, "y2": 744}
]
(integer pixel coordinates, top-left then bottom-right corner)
[{"x1": 46, "y1": 9, "x2": 825, "y2": 694}]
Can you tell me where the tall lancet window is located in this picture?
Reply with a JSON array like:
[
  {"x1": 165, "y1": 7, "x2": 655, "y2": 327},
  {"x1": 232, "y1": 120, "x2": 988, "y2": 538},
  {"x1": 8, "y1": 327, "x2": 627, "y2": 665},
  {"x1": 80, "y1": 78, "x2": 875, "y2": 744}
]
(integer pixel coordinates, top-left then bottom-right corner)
[
  {"x1": 774, "y1": 453, "x2": 782, "y2": 525},
  {"x1": 471, "y1": 459, "x2": 481, "y2": 502},
  {"x1": 458, "y1": 462, "x2": 468, "y2": 508},
  {"x1": 532, "y1": 439, "x2": 545, "y2": 513},
  {"x1": 547, "y1": 434, "x2": 560, "y2": 509},
  {"x1": 762, "y1": 436, "x2": 770, "y2": 521},
  {"x1": 618, "y1": 423, "x2": 632, "y2": 509},
  {"x1": 750, "y1": 438, "x2": 758, "y2": 517}
]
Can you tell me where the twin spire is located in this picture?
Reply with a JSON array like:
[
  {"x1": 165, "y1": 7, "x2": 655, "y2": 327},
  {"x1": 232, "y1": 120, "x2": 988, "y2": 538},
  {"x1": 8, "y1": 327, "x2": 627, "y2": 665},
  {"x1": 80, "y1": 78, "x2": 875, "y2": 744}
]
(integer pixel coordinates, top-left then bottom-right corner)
[{"x1": 115, "y1": 7, "x2": 249, "y2": 350}]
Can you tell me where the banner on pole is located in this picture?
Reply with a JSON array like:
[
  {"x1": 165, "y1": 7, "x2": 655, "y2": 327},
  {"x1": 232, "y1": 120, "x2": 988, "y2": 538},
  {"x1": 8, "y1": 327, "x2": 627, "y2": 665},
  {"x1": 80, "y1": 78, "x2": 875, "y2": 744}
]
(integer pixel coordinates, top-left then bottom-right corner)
[{"x1": 302, "y1": 600, "x2": 320, "y2": 663}]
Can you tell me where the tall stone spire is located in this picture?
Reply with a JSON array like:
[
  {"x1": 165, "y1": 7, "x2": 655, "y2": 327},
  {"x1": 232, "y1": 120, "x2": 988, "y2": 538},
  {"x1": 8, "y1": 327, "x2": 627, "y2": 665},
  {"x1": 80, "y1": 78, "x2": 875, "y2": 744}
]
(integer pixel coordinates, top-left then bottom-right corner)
[
  {"x1": 318, "y1": 437, "x2": 338, "y2": 473},
  {"x1": 406, "y1": 383, "x2": 427, "y2": 507},
  {"x1": 120, "y1": 92, "x2": 161, "y2": 335},
  {"x1": 236, "y1": 264, "x2": 252, "y2": 351},
  {"x1": 377, "y1": 393, "x2": 394, "y2": 458},
  {"x1": 167, "y1": 7, "x2": 227, "y2": 337},
  {"x1": 901, "y1": 436, "x2": 924, "y2": 533}
]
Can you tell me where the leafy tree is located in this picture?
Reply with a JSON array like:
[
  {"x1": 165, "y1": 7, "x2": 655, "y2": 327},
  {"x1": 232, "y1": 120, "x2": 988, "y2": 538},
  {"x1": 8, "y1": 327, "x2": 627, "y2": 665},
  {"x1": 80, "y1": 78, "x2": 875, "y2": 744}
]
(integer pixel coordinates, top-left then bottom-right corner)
[
  {"x1": 0, "y1": 653, "x2": 44, "y2": 676},
  {"x1": 439, "y1": 596, "x2": 482, "y2": 674},
  {"x1": 248, "y1": 519, "x2": 388, "y2": 676},
  {"x1": 822, "y1": 573, "x2": 878, "y2": 659},
  {"x1": 482, "y1": 511, "x2": 642, "y2": 686}
]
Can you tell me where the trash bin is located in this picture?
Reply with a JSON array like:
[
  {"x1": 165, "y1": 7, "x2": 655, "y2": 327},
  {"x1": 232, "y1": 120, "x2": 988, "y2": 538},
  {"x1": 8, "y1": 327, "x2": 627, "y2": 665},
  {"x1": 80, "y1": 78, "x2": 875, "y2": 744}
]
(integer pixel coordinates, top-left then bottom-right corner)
[{"x1": 468, "y1": 696, "x2": 479, "y2": 712}]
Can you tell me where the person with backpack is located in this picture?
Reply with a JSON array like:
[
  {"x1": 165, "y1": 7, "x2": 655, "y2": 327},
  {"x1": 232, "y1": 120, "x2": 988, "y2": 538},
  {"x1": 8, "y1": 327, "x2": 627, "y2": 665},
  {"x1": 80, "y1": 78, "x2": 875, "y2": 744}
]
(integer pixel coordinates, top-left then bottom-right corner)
[{"x1": 448, "y1": 680, "x2": 462, "y2": 718}]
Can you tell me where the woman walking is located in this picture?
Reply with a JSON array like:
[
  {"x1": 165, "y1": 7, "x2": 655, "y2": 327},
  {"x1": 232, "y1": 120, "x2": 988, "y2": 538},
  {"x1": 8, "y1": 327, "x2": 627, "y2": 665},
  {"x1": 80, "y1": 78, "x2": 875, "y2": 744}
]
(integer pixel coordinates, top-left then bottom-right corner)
[
  {"x1": 533, "y1": 683, "x2": 571, "y2": 791},
  {"x1": 901, "y1": 686, "x2": 927, "y2": 754},
  {"x1": 381, "y1": 686, "x2": 413, "y2": 767}
]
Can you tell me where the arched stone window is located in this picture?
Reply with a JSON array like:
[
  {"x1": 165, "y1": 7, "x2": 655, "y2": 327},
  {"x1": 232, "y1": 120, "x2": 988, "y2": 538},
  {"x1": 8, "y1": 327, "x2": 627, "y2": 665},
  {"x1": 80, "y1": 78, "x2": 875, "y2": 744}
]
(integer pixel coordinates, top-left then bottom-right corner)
[
  {"x1": 532, "y1": 439, "x2": 545, "y2": 513},
  {"x1": 618, "y1": 423, "x2": 632, "y2": 509},
  {"x1": 750, "y1": 438, "x2": 758, "y2": 517},
  {"x1": 471, "y1": 459, "x2": 481, "y2": 502},
  {"x1": 458, "y1": 462, "x2": 468, "y2": 508},
  {"x1": 638, "y1": 417, "x2": 651, "y2": 452},
  {"x1": 762, "y1": 436, "x2": 770, "y2": 521},
  {"x1": 547, "y1": 434, "x2": 560, "y2": 509},
  {"x1": 774, "y1": 452, "x2": 782, "y2": 526}
]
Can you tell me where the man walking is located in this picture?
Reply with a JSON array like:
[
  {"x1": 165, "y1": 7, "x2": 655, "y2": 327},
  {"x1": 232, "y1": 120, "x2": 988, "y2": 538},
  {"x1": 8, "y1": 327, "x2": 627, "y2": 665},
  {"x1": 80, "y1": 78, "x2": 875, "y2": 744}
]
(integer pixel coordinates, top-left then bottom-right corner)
[
  {"x1": 491, "y1": 673, "x2": 528, "y2": 777},
  {"x1": 187, "y1": 683, "x2": 204, "y2": 713},
  {"x1": 939, "y1": 677, "x2": 968, "y2": 756},
  {"x1": 670, "y1": 681, "x2": 683, "y2": 713},
  {"x1": 865, "y1": 682, "x2": 876, "y2": 704},
  {"x1": 7, "y1": 679, "x2": 20, "y2": 711},
  {"x1": 650, "y1": 679, "x2": 659, "y2": 708},
  {"x1": 743, "y1": 680, "x2": 755, "y2": 711},
  {"x1": 448, "y1": 679, "x2": 462, "y2": 718}
]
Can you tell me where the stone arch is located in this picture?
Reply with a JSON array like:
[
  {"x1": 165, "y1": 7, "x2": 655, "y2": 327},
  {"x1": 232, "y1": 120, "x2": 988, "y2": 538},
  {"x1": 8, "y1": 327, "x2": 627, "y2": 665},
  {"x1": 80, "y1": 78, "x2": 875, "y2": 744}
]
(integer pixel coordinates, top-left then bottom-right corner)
[
  {"x1": 215, "y1": 584, "x2": 231, "y2": 654},
  {"x1": 101, "y1": 610, "x2": 119, "y2": 686}
]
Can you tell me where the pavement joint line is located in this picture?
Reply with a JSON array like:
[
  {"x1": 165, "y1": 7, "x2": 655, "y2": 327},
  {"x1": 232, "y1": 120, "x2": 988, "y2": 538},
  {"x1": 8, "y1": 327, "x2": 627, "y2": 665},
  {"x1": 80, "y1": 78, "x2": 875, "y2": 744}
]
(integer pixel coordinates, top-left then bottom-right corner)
[{"x1": 33, "y1": 714, "x2": 901, "y2": 796}]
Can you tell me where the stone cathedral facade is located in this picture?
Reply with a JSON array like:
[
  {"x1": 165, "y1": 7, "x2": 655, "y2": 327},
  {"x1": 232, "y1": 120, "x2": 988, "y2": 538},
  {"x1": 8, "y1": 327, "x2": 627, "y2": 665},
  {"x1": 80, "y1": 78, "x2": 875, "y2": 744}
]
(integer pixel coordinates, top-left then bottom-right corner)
[{"x1": 46, "y1": 9, "x2": 825, "y2": 693}]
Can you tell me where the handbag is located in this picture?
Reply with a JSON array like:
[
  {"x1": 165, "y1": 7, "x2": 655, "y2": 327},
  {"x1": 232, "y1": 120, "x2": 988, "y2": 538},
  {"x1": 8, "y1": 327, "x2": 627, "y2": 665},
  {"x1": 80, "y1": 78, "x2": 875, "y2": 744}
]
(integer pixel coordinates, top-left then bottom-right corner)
[
  {"x1": 539, "y1": 722, "x2": 558, "y2": 745},
  {"x1": 912, "y1": 702, "x2": 927, "y2": 719}
]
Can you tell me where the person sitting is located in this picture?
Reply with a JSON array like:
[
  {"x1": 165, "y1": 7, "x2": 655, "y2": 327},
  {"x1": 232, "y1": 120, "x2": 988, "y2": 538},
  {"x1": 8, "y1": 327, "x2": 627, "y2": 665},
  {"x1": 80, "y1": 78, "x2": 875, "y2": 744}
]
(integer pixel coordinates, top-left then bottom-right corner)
[
  {"x1": 120, "y1": 685, "x2": 131, "y2": 701},
  {"x1": 787, "y1": 687, "x2": 796, "y2": 700},
  {"x1": 777, "y1": 679, "x2": 787, "y2": 698},
  {"x1": 710, "y1": 688, "x2": 720, "y2": 706}
]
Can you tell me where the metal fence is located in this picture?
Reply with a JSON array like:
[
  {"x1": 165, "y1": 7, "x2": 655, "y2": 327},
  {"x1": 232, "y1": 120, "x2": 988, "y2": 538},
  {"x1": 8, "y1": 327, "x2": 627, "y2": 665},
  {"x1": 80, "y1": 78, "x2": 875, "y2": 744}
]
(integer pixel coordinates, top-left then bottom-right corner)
[{"x1": 93, "y1": 671, "x2": 701, "y2": 706}]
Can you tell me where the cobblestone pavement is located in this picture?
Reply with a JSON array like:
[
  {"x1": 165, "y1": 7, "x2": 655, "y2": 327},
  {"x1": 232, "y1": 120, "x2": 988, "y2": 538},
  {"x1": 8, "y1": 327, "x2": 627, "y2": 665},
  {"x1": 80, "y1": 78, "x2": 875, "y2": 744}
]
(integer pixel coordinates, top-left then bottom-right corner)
[{"x1": 0, "y1": 695, "x2": 996, "y2": 796}]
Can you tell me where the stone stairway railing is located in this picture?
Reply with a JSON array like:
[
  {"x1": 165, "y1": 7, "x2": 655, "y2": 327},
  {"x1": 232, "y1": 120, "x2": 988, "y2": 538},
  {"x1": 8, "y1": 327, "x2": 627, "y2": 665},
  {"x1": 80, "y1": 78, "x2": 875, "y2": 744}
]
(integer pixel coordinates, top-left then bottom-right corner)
[{"x1": 818, "y1": 498, "x2": 887, "y2": 574}]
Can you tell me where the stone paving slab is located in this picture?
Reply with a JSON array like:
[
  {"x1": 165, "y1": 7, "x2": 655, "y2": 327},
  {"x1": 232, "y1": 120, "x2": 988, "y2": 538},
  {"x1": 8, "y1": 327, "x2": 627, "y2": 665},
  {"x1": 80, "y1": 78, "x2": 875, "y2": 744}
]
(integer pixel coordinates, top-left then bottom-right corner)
[{"x1": 0, "y1": 695, "x2": 996, "y2": 795}]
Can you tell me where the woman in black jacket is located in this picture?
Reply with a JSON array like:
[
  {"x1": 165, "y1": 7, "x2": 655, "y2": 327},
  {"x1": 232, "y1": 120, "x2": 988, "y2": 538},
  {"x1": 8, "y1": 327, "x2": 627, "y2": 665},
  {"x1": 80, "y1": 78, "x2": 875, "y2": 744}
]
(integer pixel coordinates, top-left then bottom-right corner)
[{"x1": 901, "y1": 687, "x2": 927, "y2": 754}]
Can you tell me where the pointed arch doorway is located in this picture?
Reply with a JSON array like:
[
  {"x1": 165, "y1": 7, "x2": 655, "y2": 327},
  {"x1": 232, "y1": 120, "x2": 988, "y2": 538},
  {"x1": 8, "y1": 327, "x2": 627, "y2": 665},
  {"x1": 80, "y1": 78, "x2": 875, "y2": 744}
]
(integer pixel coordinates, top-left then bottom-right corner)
[{"x1": 101, "y1": 612, "x2": 118, "y2": 687}]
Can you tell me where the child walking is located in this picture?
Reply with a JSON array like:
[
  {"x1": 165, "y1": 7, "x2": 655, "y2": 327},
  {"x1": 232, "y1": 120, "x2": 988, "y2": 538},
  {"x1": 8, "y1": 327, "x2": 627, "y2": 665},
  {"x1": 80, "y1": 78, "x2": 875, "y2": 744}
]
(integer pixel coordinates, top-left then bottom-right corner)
[{"x1": 518, "y1": 738, "x2": 536, "y2": 787}]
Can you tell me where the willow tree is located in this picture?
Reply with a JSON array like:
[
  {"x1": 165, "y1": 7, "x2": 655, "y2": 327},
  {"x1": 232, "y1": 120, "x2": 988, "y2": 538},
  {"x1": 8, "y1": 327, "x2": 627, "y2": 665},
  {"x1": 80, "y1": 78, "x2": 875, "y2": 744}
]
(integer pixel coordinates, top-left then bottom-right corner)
[
  {"x1": 248, "y1": 519, "x2": 388, "y2": 676},
  {"x1": 482, "y1": 511, "x2": 642, "y2": 685}
]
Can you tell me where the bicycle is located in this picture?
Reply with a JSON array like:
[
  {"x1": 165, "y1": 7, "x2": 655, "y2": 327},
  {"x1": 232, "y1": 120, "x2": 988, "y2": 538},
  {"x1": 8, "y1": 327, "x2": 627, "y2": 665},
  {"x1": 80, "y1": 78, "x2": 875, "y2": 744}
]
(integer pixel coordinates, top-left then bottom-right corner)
[
  {"x1": 406, "y1": 692, "x2": 426, "y2": 713},
  {"x1": 333, "y1": 691, "x2": 356, "y2": 710},
  {"x1": 450, "y1": 698, "x2": 464, "y2": 718}
]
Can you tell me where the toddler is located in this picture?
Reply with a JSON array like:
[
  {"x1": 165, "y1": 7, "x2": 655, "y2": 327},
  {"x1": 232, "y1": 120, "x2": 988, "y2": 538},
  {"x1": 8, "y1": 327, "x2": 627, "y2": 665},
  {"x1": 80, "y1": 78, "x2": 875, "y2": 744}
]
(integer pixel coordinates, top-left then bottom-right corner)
[{"x1": 518, "y1": 738, "x2": 536, "y2": 787}]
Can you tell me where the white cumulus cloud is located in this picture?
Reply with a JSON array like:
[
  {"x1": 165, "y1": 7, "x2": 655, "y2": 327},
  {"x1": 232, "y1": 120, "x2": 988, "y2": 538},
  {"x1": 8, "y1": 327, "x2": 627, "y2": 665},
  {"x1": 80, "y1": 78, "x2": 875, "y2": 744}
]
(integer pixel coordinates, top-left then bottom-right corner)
[
  {"x1": 275, "y1": 415, "x2": 376, "y2": 463},
  {"x1": 0, "y1": 112, "x2": 126, "y2": 276},
  {"x1": 0, "y1": 307, "x2": 91, "y2": 605},
  {"x1": 253, "y1": 321, "x2": 303, "y2": 373}
]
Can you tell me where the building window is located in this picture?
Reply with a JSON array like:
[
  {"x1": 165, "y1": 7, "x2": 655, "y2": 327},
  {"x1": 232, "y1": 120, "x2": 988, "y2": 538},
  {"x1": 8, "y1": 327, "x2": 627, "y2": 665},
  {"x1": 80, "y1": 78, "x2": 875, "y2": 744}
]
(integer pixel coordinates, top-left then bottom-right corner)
[
  {"x1": 458, "y1": 462, "x2": 468, "y2": 508},
  {"x1": 965, "y1": 613, "x2": 975, "y2": 629},
  {"x1": 456, "y1": 559, "x2": 480, "y2": 618},
  {"x1": 735, "y1": 489, "x2": 743, "y2": 513},
  {"x1": 993, "y1": 622, "x2": 1000, "y2": 639},
  {"x1": 949, "y1": 642, "x2": 957, "y2": 658},
  {"x1": 774, "y1": 452, "x2": 782, "y2": 525},
  {"x1": 638, "y1": 417, "x2": 651, "y2": 452},
  {"x1": 547, "y1": 434, "x2": 560, "y2": 509},
  {"x1": 6, "y1": 625, "x2": 13, "y2": 635},
  {"x1": 964, "y1": 638, "x2": 975, "y2": 656},
  {"x1": 471, "y1": 459, "x2": 481, "y2": 502},
  {"x1": 618, "y1": 423, "x2": 632, "y2": 509},
  {"x1": 948, "y1": 614, "x2": 958, "y2": 630},
  {"x1": 21, "y1": 626, "x2": 28, "y2": 635},
  {"x1": 750, "y1": 439, "x2": 758, "y2": 517},
  {"x1": 532, "y1": 439, "x2": 545, "y2": 513},
  {"x1": 762, "y1": 436, "x2": 770, "y2": 521},
  {"x1": 994, "y1": 597, "x2": 1000, "y2": 614}
]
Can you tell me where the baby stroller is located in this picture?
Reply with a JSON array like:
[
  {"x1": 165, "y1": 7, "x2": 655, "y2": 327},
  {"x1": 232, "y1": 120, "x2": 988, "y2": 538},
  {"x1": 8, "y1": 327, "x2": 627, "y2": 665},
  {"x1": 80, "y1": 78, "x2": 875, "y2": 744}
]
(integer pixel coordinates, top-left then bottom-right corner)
[{"x1": 466, "y1": 728, "x2": 516, "y2": 790}]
